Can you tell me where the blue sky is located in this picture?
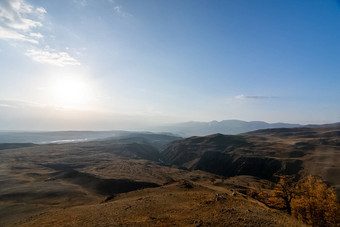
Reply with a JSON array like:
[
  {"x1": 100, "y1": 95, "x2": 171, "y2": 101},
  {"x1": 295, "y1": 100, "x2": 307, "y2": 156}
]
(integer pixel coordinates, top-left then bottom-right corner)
[{"x1": 0, "y1": 0, "x2": 339, "y2": 130}]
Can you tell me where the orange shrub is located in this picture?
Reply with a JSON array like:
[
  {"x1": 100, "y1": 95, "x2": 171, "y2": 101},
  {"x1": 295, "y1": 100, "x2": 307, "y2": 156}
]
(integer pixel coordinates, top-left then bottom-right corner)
[{"x1": 291, "y1": 175, "x2": 340, "y2": 226}]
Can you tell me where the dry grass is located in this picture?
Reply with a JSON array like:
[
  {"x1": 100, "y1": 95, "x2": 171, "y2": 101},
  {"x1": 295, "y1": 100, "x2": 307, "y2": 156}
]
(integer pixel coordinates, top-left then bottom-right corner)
[{"x1": 18, "y1": 182, "x2": 306, "y2": 227}]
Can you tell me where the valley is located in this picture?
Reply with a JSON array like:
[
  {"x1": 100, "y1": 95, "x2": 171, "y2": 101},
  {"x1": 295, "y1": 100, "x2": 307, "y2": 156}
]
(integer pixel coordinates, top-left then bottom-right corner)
[{"x1": 0, "y1": 125, "x2": 339, "y2": 226}]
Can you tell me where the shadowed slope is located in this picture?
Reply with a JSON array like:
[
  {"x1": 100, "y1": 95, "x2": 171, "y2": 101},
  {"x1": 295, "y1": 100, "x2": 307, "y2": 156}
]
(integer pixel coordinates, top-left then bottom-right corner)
[{"x1": 162, "y1": 126, "x2": 340, "y2": 190}]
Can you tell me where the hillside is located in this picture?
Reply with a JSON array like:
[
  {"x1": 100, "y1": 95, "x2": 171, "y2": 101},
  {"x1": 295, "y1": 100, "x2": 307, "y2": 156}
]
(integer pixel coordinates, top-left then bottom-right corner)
[
  {"x1": 162, "y1": 125, "x2": 340, "y2": 195},
  {"x1": 18, "y1": 181, "x2": 305, "y2": 227},
  {"x1": 1, "y1": 127, "x2": 338, "y2": 226},
  {"x1": 0, "y1": 132, "x2": 306, "y2": 226}
]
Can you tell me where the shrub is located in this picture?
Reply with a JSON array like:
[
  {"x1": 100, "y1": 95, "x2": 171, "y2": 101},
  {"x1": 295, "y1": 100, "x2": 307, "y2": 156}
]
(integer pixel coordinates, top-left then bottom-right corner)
[
  {"x1": 291, "y1": 175, "x2": 340, "y2": 226},
  {"x1": 248, "y1": 175, "x2": 340, "y2": 226}
]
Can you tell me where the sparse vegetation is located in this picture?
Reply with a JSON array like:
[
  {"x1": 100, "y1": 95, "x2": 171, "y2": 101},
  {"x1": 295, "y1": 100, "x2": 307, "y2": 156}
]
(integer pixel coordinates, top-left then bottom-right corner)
[
  {"x1": 248, "y1": 174, "x2": 340, "y2": 226},
  {"x1": 267, "y1": 175, "x2": 297, "y2": 215},
  {"x1": 1, "y1": 126, "x2": 339, "y2": 226},
  {"x1": 291, "y1": 175, "x2": 340, "y2": 226}
]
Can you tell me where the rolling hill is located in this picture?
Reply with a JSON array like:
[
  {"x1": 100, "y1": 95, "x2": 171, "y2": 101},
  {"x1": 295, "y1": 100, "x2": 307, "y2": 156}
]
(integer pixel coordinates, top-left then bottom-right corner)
[
  {"x1": 161, "y1": 125, "x2": 340, "y2": 195},
  {"x1": 0, "y1": 126, "x2": 338, "y2": 226}
]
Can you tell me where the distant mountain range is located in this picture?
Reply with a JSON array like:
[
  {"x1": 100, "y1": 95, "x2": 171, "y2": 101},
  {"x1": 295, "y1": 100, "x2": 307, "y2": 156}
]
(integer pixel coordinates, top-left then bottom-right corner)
[
  {"x1": 154, "y1": 120, "x2": 303, "y2": 137},
  {"x1": 1, "y1": 121, "x2": 338, "y2": 144}
]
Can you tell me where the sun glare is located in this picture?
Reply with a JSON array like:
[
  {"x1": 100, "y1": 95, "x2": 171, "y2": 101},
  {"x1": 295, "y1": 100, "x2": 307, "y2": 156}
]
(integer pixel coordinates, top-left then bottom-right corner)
[{"x1": 49, "y1": 75, "x2": 92, "y2": 108}]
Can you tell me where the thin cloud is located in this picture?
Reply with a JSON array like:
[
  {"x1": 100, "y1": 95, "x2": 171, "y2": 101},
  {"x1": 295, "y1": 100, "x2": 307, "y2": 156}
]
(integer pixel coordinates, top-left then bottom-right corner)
[
  {"x1": 74, "y1": 0, "x2": 115, "y2": 7},
  {"x1": 0, "y1": 99, "x2": 42, "y2": 109},
  {"x1": 29, "y1": 32, "x2": 43, "y2": 39},
  {"x1": 72, "y1": 0, "x2": 130, "y2": 17},
  {"x1": 36, "y1": 7, "x2": 47, "y2": 14},
  {"x1": 0, "y1": 0, "x2": 45, "y2": 38},
  {"x1": 0, "y1": 103, "x2": 17, "y2": 108},
  {"x1": 114, "y1": 5, "x2": 131, "y2": 17},
  {"x1": 25, "y1": 49, "x2": 81, "y2": 67},
  {"x1": 0, "y1": 26, "x2": 38, "y2": 43},
  {"x1": 73, "y1": 0, "x2": 88, "y2": 7},
  {"x1": 0, "y1": 0, "x2": 81, "y2": 66},
  {"x1": 235, "y1": 94, "x2": 277, "y2": 100}
]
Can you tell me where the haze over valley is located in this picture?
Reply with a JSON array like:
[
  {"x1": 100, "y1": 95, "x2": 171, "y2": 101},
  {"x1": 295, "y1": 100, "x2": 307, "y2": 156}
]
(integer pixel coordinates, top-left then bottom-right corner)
[{"x1": 0, "y1": 0, "x2": 339, "y2": 226}]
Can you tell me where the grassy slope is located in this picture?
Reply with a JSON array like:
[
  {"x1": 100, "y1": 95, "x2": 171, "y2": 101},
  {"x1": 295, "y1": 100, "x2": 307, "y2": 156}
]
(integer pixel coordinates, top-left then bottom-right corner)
[
  {"x1": 18, "y1": 182, "x2": 305, "y2": 227},
  {"x1": 161, "y1": 126, "x2": 340, "y2": 194},
  {"x1": 3, "y1": 126, "x2": 337, "y2": 226},
  {"x1": 0, "y1": 142, "x2": 305, "y2": 227}
]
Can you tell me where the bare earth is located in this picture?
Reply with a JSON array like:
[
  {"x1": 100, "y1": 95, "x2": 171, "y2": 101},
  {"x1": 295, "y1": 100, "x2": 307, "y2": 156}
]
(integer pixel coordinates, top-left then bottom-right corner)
[
  {"x1": 3, "y1": 125, "x2": 338, "y2": 226},
  {"x1": 0, "y1": 141, "x2": 306, "y2": 226},
  {"x1": 18, "y1": 181, "x2": 305, "y2": 227}
]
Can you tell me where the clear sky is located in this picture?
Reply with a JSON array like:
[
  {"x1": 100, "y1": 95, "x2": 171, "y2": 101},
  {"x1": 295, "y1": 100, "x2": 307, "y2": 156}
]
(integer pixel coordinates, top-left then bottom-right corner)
[{"x1": 0, "y1": 0, "x2": 339, "y2": 130}]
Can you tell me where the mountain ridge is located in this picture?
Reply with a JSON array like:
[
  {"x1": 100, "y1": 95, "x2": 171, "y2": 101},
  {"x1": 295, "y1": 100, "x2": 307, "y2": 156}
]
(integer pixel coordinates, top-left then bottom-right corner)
[
  {"x1": 154, "y1": 119, "x2": 304, "y2": 137},
  {"x1": 161, "y1": 124, "x2": 340, "y2": 195}
]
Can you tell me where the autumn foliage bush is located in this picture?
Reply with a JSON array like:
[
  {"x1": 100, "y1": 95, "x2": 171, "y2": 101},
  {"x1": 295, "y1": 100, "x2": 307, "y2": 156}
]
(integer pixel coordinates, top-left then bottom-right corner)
[
  {"x1": 248, "y1": 175, "x2": 340, "y2": 226},
  {"x1": 291, "y1": 175, "x2": 340, "y2": 226}
]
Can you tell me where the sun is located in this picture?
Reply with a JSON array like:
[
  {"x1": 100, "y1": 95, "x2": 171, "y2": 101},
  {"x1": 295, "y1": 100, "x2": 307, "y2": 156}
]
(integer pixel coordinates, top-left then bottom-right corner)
[{"x1": 49, "y1": 75, "x2": 92, "y2": 108}]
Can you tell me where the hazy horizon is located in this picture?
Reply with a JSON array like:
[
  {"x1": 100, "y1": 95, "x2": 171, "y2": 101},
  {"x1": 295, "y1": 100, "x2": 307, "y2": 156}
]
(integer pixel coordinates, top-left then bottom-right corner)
[
  {"x1": 1, "y1": 0, "x2": 340, "y2": 131},
  {"x1": 0, "y1": 117, "x2": 338, "y2": 132}
]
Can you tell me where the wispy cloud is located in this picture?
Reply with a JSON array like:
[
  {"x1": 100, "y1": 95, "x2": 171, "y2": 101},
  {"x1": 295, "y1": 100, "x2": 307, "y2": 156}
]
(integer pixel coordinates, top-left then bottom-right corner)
[
  {"x1": 0, "y1": 26, "x2": 38, "y2": 43},
  {"x1": 72, "y1": 0, "x2": 130, "y2": 17},
  {"x1": 73, "y1": 0, "x2": 88, "y2": 7},
  {"x1": 25, "y1": 49, "x2": 81, "y2": 66},
  {"x1": 0, "y1": 99, "x2": 42, "y2": 109},
  {"x1": 36, "y1": 7, "x2": 47, "y2": 14},
  {"x1": 235, "y1": 94, "x2": 277, "y2": 100},
  {"x1": 0, "y1": 0, "x2": 45, "y2": 42},
  {"x1": 0, "y1": 103, "x2": 17, "y2": 108},
  {"x1": 29, "y1": 32, "x2": 43, "y2": 39},
  {"x1": 0, "y1": 0, "x2": 81, "y2": 67},
  {"x1": 114, "y1": 5, "x2": 131, "y2": 17}
]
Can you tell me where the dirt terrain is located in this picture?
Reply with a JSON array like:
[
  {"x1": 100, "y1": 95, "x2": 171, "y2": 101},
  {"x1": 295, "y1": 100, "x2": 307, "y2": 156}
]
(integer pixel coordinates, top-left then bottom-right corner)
[
  {"x1": 162, "y1": 126, "x2": 340, "y2": 195},
  {"x1": 1, "y1": 126, "x2": 338, "y2": 226},
  {"x1": 18, "y1": 181, "x2": 306, "y2": 227},
  {"x1": 0, "y1": 139, "x2": 304, "y2": 226}
]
